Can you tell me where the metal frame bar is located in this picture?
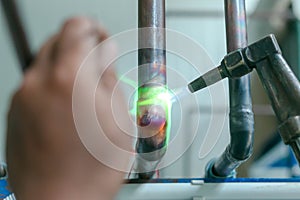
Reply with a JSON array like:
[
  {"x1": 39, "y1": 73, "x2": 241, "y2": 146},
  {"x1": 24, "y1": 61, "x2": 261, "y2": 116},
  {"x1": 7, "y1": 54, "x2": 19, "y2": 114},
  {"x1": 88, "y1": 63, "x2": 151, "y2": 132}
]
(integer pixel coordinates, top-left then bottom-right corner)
[
  {"x1": 117, "y1": 180, "x2": 300, "y2": 200},
  {"x1": 1, "y1": 0, "x2": 33, "y2": 72}
]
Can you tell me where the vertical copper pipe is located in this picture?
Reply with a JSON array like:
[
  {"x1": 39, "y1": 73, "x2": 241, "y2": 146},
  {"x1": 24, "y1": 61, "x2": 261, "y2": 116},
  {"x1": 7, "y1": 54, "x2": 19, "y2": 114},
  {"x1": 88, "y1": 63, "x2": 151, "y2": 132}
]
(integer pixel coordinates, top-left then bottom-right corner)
[
  {"x1": 136, "y1": 0, "x2": 167, "y2": 179},
  {"x1": 138, "y1": 0, "x2": 166, "y2": 86},
  {"x1": 1, "y1": 0, "x2": 33, "y2": 72},
  {"x1": 209, "y1": 0, "x2": 254, "y2": 177},
  {"x1": 225, "y1": 0, "x2": 248, "y2": 50}
]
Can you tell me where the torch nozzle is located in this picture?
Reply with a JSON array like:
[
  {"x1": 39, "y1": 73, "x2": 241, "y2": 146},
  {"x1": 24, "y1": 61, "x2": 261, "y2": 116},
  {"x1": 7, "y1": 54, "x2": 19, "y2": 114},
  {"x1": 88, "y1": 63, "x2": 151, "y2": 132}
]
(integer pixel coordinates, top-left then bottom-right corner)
[{"x1": 188, "y1": 66, "x2": 226, "y2": 93}]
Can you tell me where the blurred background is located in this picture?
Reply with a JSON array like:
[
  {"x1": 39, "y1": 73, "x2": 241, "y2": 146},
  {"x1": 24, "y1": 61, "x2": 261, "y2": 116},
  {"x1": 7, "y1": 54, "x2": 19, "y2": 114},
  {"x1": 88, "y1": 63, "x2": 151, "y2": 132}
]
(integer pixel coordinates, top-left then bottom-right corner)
[{"x1": 1, "y1": 0, "x2": 299, "y2": 178}]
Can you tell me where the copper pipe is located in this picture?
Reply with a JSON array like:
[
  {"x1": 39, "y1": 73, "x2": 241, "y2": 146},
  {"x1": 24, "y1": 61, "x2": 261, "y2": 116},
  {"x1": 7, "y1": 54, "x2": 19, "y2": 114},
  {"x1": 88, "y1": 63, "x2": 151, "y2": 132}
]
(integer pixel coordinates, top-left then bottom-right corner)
[
  {"x1": 136, "y1": 0, "x2": 167, "y2": 179},
  {"x1": 207, "y1": 0, "x2": 255, "y2": 178}
]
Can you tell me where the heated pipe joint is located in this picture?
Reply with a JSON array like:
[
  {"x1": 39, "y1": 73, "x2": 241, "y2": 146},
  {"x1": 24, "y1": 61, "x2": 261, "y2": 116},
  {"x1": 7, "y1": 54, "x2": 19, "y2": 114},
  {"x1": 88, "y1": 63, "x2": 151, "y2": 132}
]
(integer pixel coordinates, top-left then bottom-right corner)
[
  {"x1": 135, "y1": 83, "x2": 170, "y2": 179},
  {"x1": 278, "y1": 116, "x2": 300, "y2": 163}
]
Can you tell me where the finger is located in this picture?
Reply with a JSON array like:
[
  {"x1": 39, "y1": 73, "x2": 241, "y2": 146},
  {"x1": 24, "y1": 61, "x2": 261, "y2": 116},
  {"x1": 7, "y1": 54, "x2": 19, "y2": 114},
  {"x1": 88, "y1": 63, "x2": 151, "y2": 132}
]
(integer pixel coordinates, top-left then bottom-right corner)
[
  {"x1": 54, "y1": 17, "x2": 108, "y2": 68},
  {"x1": 28, "y1": 34, "x2": 59, "y2": 69}
]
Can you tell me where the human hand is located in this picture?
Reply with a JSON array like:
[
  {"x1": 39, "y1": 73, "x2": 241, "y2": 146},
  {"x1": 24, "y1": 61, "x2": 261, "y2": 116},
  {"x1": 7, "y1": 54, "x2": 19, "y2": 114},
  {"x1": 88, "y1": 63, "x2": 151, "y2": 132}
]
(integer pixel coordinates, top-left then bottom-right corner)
[{"x1": 6, "y1": 17, "x2": 132, "y2": 200}]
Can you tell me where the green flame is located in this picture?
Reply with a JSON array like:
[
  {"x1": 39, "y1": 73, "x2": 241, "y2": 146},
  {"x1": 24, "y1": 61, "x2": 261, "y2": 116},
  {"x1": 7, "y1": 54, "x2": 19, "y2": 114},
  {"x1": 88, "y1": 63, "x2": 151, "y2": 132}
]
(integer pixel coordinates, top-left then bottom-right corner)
[{"x1": 119, "y1": 75, "x2": 173, "y2": 145}]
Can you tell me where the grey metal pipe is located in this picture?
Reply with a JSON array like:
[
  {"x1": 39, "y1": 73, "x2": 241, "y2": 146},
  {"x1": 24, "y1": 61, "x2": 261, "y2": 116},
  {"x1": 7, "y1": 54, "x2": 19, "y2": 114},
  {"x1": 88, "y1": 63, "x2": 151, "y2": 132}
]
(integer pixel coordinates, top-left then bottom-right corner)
[
  {"x1": 206, "y1": 0, "x2": 254, "y2": 178},
  {"x1": 256, "y1": 53, "x2": 300, "y2": 163},
  {"x1": 136, "y1": 0, "x2": 167, "y2": 179},
  {"x1": 259, "y1": 54, "x2": 300, "y2": 121}
]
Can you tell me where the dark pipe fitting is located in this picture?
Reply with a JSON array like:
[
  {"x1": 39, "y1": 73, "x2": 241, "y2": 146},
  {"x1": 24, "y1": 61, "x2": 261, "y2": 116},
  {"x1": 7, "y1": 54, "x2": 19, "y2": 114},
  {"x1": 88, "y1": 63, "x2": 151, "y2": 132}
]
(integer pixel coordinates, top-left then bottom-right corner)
[
  {"x1": 0, "y1": 163, "x2": 7, "y2": 179},
  {"x1": 212, "y1": 130, "x2": 254, "y2": 177},
  {"x1": 205, "y1": 158, "x2": 236, "y2": 179}
]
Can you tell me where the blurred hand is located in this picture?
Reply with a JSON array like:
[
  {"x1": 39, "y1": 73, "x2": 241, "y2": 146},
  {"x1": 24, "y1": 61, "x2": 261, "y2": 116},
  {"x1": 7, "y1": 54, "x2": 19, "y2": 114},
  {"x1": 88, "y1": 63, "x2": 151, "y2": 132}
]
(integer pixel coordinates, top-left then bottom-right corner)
[{"x1": 6, "y1": 17, "x2": 132, "y2": 200}]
